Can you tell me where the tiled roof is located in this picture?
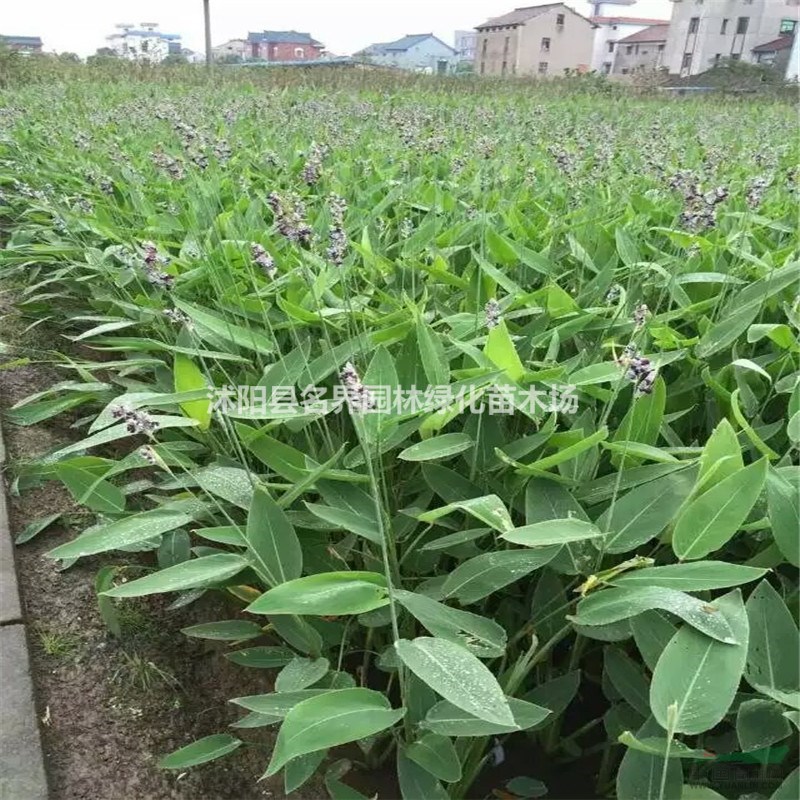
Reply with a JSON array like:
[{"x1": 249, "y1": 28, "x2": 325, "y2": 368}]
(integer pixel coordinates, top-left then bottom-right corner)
[
  {"x1": 476, "y1": 3, "x2": 563, "y2": 30},
  {"x1": 591, "y1": 16, "x2": 669, "y2": 26},
  {"x1": 358, "y1": 33, "x2": 455, "y2": 55},
  {"x1": 247, "y1": 30, "x2": 322, "y2": 46},
  {"x1": 752, "y1": 34, "x2": 795, "y2": 53},
  {"x1": 0, "y1": 35, "x2": 42, "y2": 46},
  {"x1": 617, "y1": 24, "x2": 670, "y2": 44}
]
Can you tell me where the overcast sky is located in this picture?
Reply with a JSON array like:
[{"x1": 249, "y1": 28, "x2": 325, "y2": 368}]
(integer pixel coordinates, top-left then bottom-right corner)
[{"x1": 3, "y1": 0, "x2": 673, "y2": 57}]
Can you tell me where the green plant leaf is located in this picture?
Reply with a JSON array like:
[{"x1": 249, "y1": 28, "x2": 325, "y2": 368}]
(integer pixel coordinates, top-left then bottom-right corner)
[
  {"x1": 173, "y1": 353, "x2": 211, "y2": 430},
  {"x1": 397, "y1": 746, "x2": 449, "y2": 800},
  {"x1": 395, "y1": 636, "x2": 514, "y2": 727},
  {"x1": 275, "y1": 657, "x2": 330, "y2": 693},
  {"x1": 672, "y1": 459, "x2": 768, "y2": 560},
  {"x1": 14, "y1": 513, "x2": 61, "y2": 546},
  {"x1": 245, "y1": 572, "x2": 388, "y2": 616},
  {"x1": 650, "y1": 590, "x2": 749, "y2": 735},
  {"x1": 500, "y1": 518, "x2": 603, "y2": 547},
  {"x1": 405, "y1": 733, "x2": 462, "y2": 783},
  {"x1": 55, "y1": 464, "x2": 126, "y2": 514},
  {"x1": 418, "y1": 494, "x2": 514, "y2": 532},
  {"x1": 47, "y1": 508, "x2": 194, "y2": 560},
  {"x1": 264, "y1": 688, "x2": 405, "y2": 777},
  {"x1": 417, "y1": 319, "x2": 448, "y2": 387},
  {"x1": 102, "y1": 554, "x2": 248, "y2": 598},
  {"x1": 771, "y1": 767, "x2": 799, "y2": 800},
  {"x1": 421, "y1": 696, "x2": 550, "y2": 736},
  {"x1": 247, "y1": 487, "x2": 303, "y2": 586},
  {"x1": 609, "y1": 562, "x2": 768, "y2": 591},
  {"x1": 616, "y1": 717, "x2": 683, "y2": 800},
  {"x1": 195, "y1": 465, "x2": 254, "y2": 510},
  {"x1": 398, "y1": 433, "x2": 473, "y2": 462},
  {"x1": 605, "y1": 647, "x2": 651, "y2": 717},
  {"x1": 631, "y1": 612, "x2": 678, "y2": 672},
  {"x1": 618, "y1": 731, "x2": 713, "y2": 759},
  {"x1": 284, "y1": 750, "x2": 327, "y2": 794},
  {"x1": 484, "y1": 319, "x2": 525, "y2": 382},
  {"x1": 767, "y1": 468, "x2": 800, "y2": 566},
  {"x1": 181, "y1": 620, "x2": 264, "y2": 641},
  {"x1": 571, "y1": 586, "x2": 738, "y2": 644},
  {"x1": 232, "y1": 690, "x2": 330, "y2": 717},
  {"x1": 737, "y1": 698, "x2": 792, "y2": 752},
  {"x1": 158, "y1": 734, "x2": 242, "y2": 769},
  {"x1": 225, "y1": 646, "x2": 296, "y2": 669}
]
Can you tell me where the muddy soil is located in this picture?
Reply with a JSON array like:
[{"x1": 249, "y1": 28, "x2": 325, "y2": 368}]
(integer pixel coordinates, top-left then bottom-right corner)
[{"x1": 0, "y1": 292, "x2": 320, "y2": 800}]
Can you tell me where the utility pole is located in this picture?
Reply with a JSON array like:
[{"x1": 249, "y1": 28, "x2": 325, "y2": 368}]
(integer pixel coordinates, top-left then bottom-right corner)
[{"x1": 203, "y1": 0, "x2": 212, "y2": 67}]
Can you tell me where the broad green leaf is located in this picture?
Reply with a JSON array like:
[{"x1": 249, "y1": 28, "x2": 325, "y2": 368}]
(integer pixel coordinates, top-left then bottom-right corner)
[
  {"x1": 284, "y1": 750, "x2": 327, "y2": 794},
  {"x1": 772, "y1": 767, "x2": 800, "y2": 800},
  {"x1": 571, "y1": 586, "x2": 738, "y2": 644},
  {"x1": 484, "y1": 319, "x2": 525, "y2": 382},
  {"x1": 394, "y1": 589, "x2": 506, "y2": 658},
  {"x1": 247, "y1": 487, "x2": 302, "y2": 586},
  {"x1": 421, "y1": 696, "x2": 550, "y2": 736},
  {"x1": 195, "y1": 465, "x2": 254, "y2": 510},
  {"x1": 672, "y1": 459, "x2": 768, "y2": 560},
  {"x1": 395, "y1": 637, "x2": 513, "y2": 726},
  {"x1": 102, "y1": 554, "x2": 248, "y2": 597},
  {"x1": 680, "y1": 787, "x2": 727, "y2": 800},
  {"x1": 47, "y1": 509, "x2": 194, "y2": 560},
  {"x1": 610, "y1": 562, "x2": 768, "y2": 591},
  {"x1": 264, "y1": 689, "x2": 405, "y2": 776},
  {"x1": 618, "y1": 731, "x2": 713, "y2": 759},
  {"x1": 232, "y1": 690, "x2": 330, "y2": 718},
  {"x1": 569, "y1": 362, "x2": 621, "y2": 386},
  {"x1": 361, "y1": 344, "x2": 399, "y2": 446},
  {"x1": 181, "y1": 620, "x2": 263, "y2": 641},
  {"x1": 600, "y1": 469, "x2": 695, "y2": 554},
  {"x1": 631, "y1": 612, "x2": 677, "y2": 672},
  {"x1": 523, "y1": 670, "x2": 581, "y2": 730},
  {"x1": 418, "y1": 494, "x2": 513, "y2": 532},
  {"x1": 158, "y1": 734, "x2": 242, "y2": 769},
  {"x1": 737, "y1": 698, "x2": 792, "y2": 752},
  {"x1": 697, "y1": 419, "x2": 743, "y2": 489},
  {"x1": 275, "y1": 657, "x2": 330, "y2": 693},
  {"x1": 617, "y1": 718, "x2": 682, "y2": 800},
  {"x1": 157, "y1": 530, "x2": 191, "y2": 569},
  {"x1": 767, "y1": 468, "x2": 800, "y2": 566},
  {"x1": 398, "y1": 433, "x2": 473, "y2": 462},
  {"x1": 246, "y1": 572, "x2": 388, "y2": 616},
  {"x1": 173, "y1": 299, "x2": 274, "y2": 354},
  {"x1": 650, "y1": 590, "x2": 749, "y2": 735},
  {"x1": 55, "y1": 465, "x2": 126, "y2": 514},
  {"x1": 416, "y1": 320, "x2": 448, "y2": 387},
  {"x1": 397, "y1": 746, "x2": 449, "y2": 800},
  {"x1": 173, "y1": 353, "x2": 211, "y2": 430},
  {"x1": 304, "y1": 503, "x2": 382, "y2": 544},
  {"x1": 501, "y1": 518, "x2": 603, "y2": 547},
  {"x1": 14, "y1": 513, "x2": 61, "y2": 545},
  {"x1": 612, "y1": 377, "x2": 666, "y2": 466},
  {"x1": 514, "y1": 427, "x2": 609, "y2": 474},
  {"x1": 225, "y1": 646, "x2": 297, "y2": 669},
  {"x1": 405, "y1": 733, "x2": 461, "y2": 783},
  {"x1": 696, "y1": 302, "x2": 761, "y2": 359},
  {"x1": 605, "y1": 647, "x2": 651, "y2": 717},
  {"x1": 441, "y1": 548, "x2": 561, "y2": 605},
  {"x1": 744, "y1": 580, "x2": 800, "y2": 697}
]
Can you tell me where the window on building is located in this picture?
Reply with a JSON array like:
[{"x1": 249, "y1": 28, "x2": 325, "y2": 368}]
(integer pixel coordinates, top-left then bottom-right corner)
[
  {"x1": 556, "y1": 13, "x2": 565, "y2": 26},
  {"x1": 504, "y1": 36, "x2": 510, "y2": 53},
  {"x1": 635, "y1": 44, "x2": 640, "y2": 54},
  {"x1": 689, "y1": 17, "x2": 699, "y2": 33},
  {"x1": 721, "y1": 19, "x2": 728, "y2": 34},
  {"x1": 658, "y1": 43, "x2": 665, "y2": 51},
  {"x1": 714, "y1": 53, "x2": 722, "y2": 65},
  {"x1": 541, "y1": 37, "x2": 551, "y2": 52},
  {"x1": 602, "y1": 61, "x2": 612, "y2": 73},
  {"x1": 607, "y1": 41, "x2": 614, "y2": 52},
  {"x1": 501, "y1": 60, "x2": 507, "y2": 74},
  {"x1": 780, "y1": 19, "x2": 797, "y2": 34},
  {"x1": 736, "y1": 17, "x2": 749, "y2": 34},
  {"x1": 482, "y1": 38, "x2": 488, "y2": 55},
  {"x1": 731, "y1": 52, "x2": 741, "y2": 60},
  {"x1": 294, "y1": 47, "x2": 305, "y2": 58},
  {"x1": 621, "y1": 67, "x2": 629, "y2": 74},
  {"x1": 626, "y1": 45, "x2": 633, "y2": 54},
  {"x1": 538, "y1": 61, "x2": 549, "y2": 73},
  {"x1": 682, "y1": 52, "x2": 693, "y2": 68}
]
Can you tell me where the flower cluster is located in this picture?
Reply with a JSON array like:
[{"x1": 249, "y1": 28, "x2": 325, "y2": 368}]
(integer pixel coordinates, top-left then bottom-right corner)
[
  {"x1": 605, "y1": 285, "x2": 622, "y2": 304},
  {"x1": 327, "y1": 194, "x2": 348, "y2": 267},
  {"x1": 633, "y1": 303, "x2": 649, "y2": 330},
  {"x1": 151, "y1": 150, "x2": 185, "y2": 180},
  {"x1": 141, "y1": 241, "x2": 175, "y2": 290},
  {"x1": 485, "y1": 298, "x2": 502, "y2": 329},
  {"x1": 339, "y1": 361, "x2": 375, "y2": 413},
  {"x1": 746, "y1": 176, "x2": 770, "y2": 209},
  {"x1": 111, "y1": 405, "x2": 159, "y2": 435},
  {"x1": 671, "y1": 172, "x2": 729, "y2": 231},
  {"x1": 163, "y1": 308, "x2": 192, "y2": 327},
  {"x1": 301, "y1": 142, "x2": 328, "y2": 186},
  {"x1": 267, "y1": 192, "x2": 312, "y2": 246},
  {"x1": 251, "y1": 243, "x2": 276, "y2": 278},
  {"x1": 617, "y1": 344, "x2": 657, "y2": 396}
]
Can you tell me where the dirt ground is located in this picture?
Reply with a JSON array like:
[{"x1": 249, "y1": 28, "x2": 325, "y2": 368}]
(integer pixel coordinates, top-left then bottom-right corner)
[{"x1": 0, "y1": 292, "x2": 321, "y2": 800}]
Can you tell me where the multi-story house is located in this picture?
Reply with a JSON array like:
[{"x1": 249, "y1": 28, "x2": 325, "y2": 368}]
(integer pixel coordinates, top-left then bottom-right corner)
[
  {"x1": 662, "y1": 0, "x2": 800, "y2": 76},
  {"x1": 106, "y1": 23, "x2": 181, "y2": 64},
  {"x1": 0, "y1": 35, "x2": 43, "y2": 55},
  {"x1": 588, "y1": 0, "x2": 670, "y2": 73},
  {"x1": 785, "y1": 27, "x2": 800, "y2": 76},
  {"x1": 246, "y1": 31, "x2": 324, "y2": 61},
  {"x1": 612, "y1": 23, "x2": 670, "y2": 74},
  {"x1": 454, "y1": 30, "x2": 478, "y2": 62},
  {"x1": 355, "y1": 34, "x2": 457, "y2": 73},
  {"x1": 212, "y1": 39, "x2": 249, "y2": 62},
  {"x1": 474, "y1": 3, "x2": 595, "y2": 77}
]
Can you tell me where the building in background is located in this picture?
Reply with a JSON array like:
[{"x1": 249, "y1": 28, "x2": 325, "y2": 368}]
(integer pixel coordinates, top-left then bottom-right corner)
[
  {"x1": 246, "y1": 31, "x2": 324, "y2": 61},
  {"x1": 212, "y1": 38, "x2": 249, "y2": 62},
  {"x1": 355, "y1": 33, "x2": 457, "y2": 73},
  {"x1": 454, "y1": 30, "x2": 478, "y2": 61},
  {"x1": 662, "y1": 0, "x2": 800, "y2": 76},
  {"x1": 751, "y1": 33, "x2": 795, "y2": 70},
  {"x1": 588, "y1": 0, "x2": 669, "y2": 73},
  {"x1": 612, "y1": 23, "x2": 669, "y2": 75},
  {"x1": 786, "y1": 29, "x2": 800, "y2": 78},
  {"x1": 106, "y1": 23, "x2": 181, "y2": 63},
  {"x1": 474, "y1": 3, "x2": 594, "y2": 77},
  {"x1": 0, "y1": 35, "x2": 43, "y2": 54}
]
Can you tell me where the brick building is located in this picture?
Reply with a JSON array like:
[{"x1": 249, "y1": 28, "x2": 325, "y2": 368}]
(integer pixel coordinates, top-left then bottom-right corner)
[{"x1": 246, "y1": 31, "x2": 324, "y2": 61}]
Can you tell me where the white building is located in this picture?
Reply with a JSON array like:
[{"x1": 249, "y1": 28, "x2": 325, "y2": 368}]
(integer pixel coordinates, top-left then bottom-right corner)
[
  {"x1": 454, "y1": 30, "x2": 477, "y2": 61},
  {"x1": 662, "y1": 0, "x2": 800, "y2": 76},
  {"x1": 787, "y1": 27, "x2": 800, "y2": 77},
  {"x1": 106, "y1": 23, "x2": 182, "y2": 64},
  {"x1": 587, "y1": 0, "x2": 669, "y2": 73}
]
